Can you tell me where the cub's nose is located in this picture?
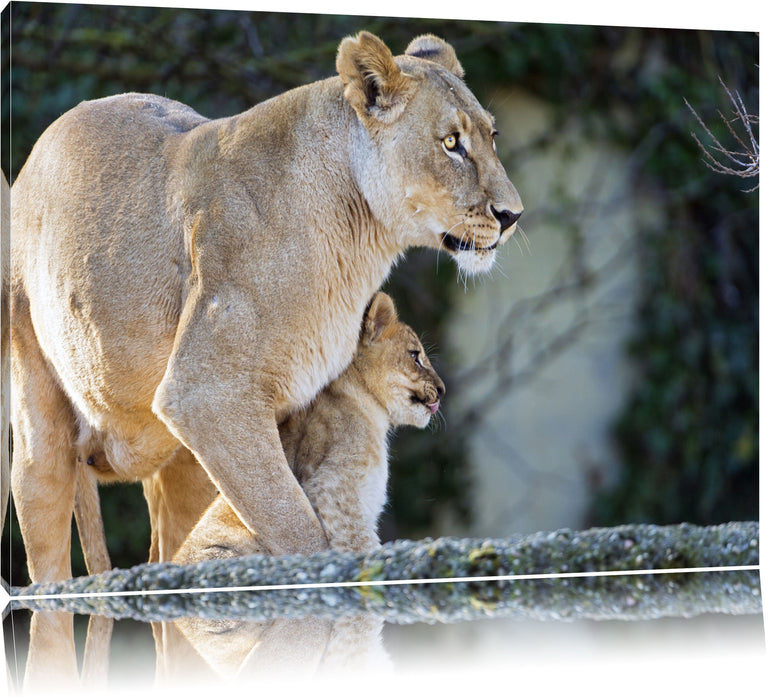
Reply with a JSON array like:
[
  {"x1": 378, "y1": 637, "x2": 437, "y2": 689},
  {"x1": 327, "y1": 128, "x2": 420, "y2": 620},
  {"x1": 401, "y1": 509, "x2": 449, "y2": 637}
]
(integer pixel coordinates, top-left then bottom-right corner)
[
  {"x1": 491, "y1": 205, "x2": 522, "y2": 234},
  {"x1": 436, "y1": 380, "x2": 446, "y2": 400}
]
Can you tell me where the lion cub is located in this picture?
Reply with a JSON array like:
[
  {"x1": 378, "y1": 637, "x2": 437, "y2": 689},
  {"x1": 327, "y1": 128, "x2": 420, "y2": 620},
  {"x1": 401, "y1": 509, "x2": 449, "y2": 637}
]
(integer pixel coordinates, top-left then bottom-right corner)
[{"x1": 174, "y1": 292, "x2": 444, "y2": 562}]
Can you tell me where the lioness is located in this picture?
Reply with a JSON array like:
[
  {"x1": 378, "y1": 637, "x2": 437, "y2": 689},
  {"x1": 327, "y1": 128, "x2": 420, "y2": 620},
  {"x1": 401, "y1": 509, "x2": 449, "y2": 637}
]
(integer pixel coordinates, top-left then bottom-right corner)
[
  {"x1": 174, "y1": 291, "x2": 444, "y2": 562},
  {"x1": 9, "y1": 31, "x2": 522, "y2": 584}
]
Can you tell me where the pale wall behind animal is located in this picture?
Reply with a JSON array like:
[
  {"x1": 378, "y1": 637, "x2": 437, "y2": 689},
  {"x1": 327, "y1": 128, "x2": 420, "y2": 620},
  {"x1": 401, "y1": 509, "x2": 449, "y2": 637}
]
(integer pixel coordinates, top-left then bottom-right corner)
[{"x1": 443, "y1": 89, "x2": 664, "y2": 536}]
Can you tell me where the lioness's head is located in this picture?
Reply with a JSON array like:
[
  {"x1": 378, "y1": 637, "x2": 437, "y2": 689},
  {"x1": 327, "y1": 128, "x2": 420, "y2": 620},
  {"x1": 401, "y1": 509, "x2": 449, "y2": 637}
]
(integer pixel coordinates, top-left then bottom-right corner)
[
  {"x1": 356, "y1": 292, "x2": 445, "y2": 429},
  {"x1": 337, "y1": 32, "x2": 523, "y2": 276}
]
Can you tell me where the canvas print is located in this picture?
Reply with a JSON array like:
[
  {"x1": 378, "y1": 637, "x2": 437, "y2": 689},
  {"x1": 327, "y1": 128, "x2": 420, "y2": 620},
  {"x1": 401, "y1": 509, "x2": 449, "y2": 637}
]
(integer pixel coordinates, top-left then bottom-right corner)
[{"x1": 0, "y1": 1, "x2": 762, "y2": 693}]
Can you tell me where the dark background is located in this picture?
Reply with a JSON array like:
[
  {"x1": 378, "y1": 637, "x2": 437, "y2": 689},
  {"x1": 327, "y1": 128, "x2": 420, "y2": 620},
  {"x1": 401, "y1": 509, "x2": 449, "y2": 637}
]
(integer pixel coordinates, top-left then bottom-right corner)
[{"x1": 1, "y1": 3, "x2": 759, "y2": 586}]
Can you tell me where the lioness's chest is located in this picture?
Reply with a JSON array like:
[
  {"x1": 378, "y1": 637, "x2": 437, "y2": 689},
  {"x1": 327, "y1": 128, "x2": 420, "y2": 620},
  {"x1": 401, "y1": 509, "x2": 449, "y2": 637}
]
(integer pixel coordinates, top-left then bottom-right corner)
[{"x1": 276, "y1": 309, "x2": 363, "y2": 417}]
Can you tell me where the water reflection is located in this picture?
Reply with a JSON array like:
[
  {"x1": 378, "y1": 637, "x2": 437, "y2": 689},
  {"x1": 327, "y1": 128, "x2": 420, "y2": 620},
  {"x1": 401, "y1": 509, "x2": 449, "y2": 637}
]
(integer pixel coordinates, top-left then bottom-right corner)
[
  {"x1": 157, "y1": 613, "x2": 389, "y2": 682},
  {"x1": 3, "y1": 570, "x2": 764, "y2": 694}
]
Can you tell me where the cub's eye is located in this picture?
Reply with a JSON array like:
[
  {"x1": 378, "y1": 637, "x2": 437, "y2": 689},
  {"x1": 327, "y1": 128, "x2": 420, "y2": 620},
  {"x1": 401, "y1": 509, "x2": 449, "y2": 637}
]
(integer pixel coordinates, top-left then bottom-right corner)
[
  {"x1": 443, "y1": 134, "x2": 459, "y2": 151},
  {"x1": 409, "y1": 350, "x2": 422, "y2": 366}
]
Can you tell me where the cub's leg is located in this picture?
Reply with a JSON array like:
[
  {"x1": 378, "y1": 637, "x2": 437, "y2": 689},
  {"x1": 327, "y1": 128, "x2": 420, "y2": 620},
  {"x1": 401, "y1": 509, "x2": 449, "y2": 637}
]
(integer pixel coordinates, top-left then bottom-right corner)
[
  {"x1": 10, "y1": 293, "x2": 77, "y2": 584},
  {"x1": 300, "y1": 459, "x2": 384, "y2": 553}
]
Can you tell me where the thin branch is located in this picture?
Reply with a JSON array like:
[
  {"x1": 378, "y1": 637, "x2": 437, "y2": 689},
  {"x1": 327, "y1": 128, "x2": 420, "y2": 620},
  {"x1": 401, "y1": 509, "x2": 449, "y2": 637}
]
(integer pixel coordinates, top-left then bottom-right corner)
[{"x1": 685, "y1": 76, "x2": 759, "y2": 191}]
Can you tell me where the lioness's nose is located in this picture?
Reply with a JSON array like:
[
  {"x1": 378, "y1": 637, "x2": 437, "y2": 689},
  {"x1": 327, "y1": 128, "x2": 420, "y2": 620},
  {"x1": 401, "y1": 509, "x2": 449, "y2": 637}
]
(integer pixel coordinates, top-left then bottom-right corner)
[{"x1": 491, "y1": 205, "x2": 522, "y2": 234}]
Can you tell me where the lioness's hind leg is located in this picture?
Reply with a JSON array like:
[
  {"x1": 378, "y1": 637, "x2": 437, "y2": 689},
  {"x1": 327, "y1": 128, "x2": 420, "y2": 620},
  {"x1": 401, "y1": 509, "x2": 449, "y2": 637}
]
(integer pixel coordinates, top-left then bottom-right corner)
[
  {"x1": 10, "y1": 294, "x2": 77, "y2": 583},
  {"x1": 142, "y1": 446, "x2": 217, "y2": 563}
]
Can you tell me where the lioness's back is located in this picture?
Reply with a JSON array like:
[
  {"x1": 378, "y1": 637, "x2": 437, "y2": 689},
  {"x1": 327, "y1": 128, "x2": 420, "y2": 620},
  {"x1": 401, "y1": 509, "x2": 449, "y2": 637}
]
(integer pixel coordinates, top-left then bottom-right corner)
[
  {"x1": 14, "y1": 93, "x2": 207, "y2": 230},
  {"x1": 94, "y1": 93, "x2": 210, "y2": 133},
  {"x1": 14, "y1": 92, "x2": 208, "y2": 228},
  {"x1": 45, "y1": 92, "x2": 207, "y2": 147}
]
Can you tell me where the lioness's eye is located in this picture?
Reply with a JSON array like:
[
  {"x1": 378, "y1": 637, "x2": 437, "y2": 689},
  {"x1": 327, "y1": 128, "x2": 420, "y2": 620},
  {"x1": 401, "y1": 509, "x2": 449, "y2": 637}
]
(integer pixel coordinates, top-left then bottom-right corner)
[{"x1": 443, "y1": 134, "x2": 458, "y2": 151}]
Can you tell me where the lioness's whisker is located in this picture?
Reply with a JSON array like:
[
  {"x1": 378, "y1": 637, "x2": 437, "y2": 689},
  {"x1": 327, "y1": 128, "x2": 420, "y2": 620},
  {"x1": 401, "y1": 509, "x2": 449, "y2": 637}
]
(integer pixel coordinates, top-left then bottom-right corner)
[{"x1": 517, "y1": 224, "x2": 531, "y2": 253}]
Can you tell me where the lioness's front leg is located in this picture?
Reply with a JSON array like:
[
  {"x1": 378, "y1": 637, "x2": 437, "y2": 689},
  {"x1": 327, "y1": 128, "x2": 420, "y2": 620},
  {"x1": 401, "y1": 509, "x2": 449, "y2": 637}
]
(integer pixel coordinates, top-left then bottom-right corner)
[
  {"x1": 153, "y1": 285, "x2": 327, "y2": 555},
  {"x1": 157, "y1": 393, "x2": 326, "y2": 555}
]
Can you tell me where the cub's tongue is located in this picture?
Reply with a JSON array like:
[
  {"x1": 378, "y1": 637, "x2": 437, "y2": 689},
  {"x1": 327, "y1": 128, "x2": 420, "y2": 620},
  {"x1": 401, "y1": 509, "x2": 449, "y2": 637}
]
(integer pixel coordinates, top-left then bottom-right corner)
[{"x1": 426, "y1": 401, "x2": 439, "y2": 415}]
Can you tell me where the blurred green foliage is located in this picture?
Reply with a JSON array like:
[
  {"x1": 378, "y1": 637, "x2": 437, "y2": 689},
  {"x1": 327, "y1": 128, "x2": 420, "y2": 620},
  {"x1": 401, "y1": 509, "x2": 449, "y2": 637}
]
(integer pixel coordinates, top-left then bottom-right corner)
[
  {"x1": 1, "y1": 4, "x2": 758, "y2": 585},
  {"x1": 569, "y1": 31, "x2": 759, "y2": 527}
]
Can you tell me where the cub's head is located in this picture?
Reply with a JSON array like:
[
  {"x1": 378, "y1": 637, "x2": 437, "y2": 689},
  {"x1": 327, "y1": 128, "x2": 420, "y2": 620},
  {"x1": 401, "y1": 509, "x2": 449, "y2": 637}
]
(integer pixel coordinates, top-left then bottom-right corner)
[
  {"x1": 355, "y1": 292, "x2": 445, "y2": 429},
  {"x1": 337, "y1": 32, "x2": 523, "y2": 276}
]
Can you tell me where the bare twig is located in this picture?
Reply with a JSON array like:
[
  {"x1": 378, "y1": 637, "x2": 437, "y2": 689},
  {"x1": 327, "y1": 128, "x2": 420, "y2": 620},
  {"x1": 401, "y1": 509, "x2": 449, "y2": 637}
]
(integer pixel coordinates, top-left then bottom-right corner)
[{"x1": 685, "y1": 77, "x2": 759, "y2": 191}]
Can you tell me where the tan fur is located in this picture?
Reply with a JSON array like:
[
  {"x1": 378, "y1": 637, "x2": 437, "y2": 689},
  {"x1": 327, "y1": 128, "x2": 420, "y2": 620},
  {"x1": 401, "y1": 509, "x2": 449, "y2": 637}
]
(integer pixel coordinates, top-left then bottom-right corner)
[
  {"x1": 174, "y1": 292, "x2": 444, "y2": 562},
  {"x1": 10, "y1": 31, "x2": 521, "y2": 585}
]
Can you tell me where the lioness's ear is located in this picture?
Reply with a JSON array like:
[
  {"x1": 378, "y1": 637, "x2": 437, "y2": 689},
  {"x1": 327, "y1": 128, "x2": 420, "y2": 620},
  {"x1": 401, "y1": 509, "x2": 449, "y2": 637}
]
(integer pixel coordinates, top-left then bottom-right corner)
[
  {"x1": 336, "y1": 31, "x2": 415, "y2": 124},
  {"x1": 405, "y1": 34, "x2": 464, "y2": 78},
  {"x1": 362, "y1": 292, "x2": 398, "y2": 342}
]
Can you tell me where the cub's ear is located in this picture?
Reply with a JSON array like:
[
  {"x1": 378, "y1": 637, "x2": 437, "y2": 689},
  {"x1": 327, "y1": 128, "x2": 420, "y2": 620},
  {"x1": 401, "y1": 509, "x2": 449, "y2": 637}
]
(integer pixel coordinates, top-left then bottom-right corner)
[
  {"x1": 362, "y1": 291, "x2": 398, "y2": 343},
  {"x1": 405, "y1": 34, "x2": 464, "y2": 78},
  {"x1": 336, "y1": 31, "x2": 415, "y2": 124}
]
